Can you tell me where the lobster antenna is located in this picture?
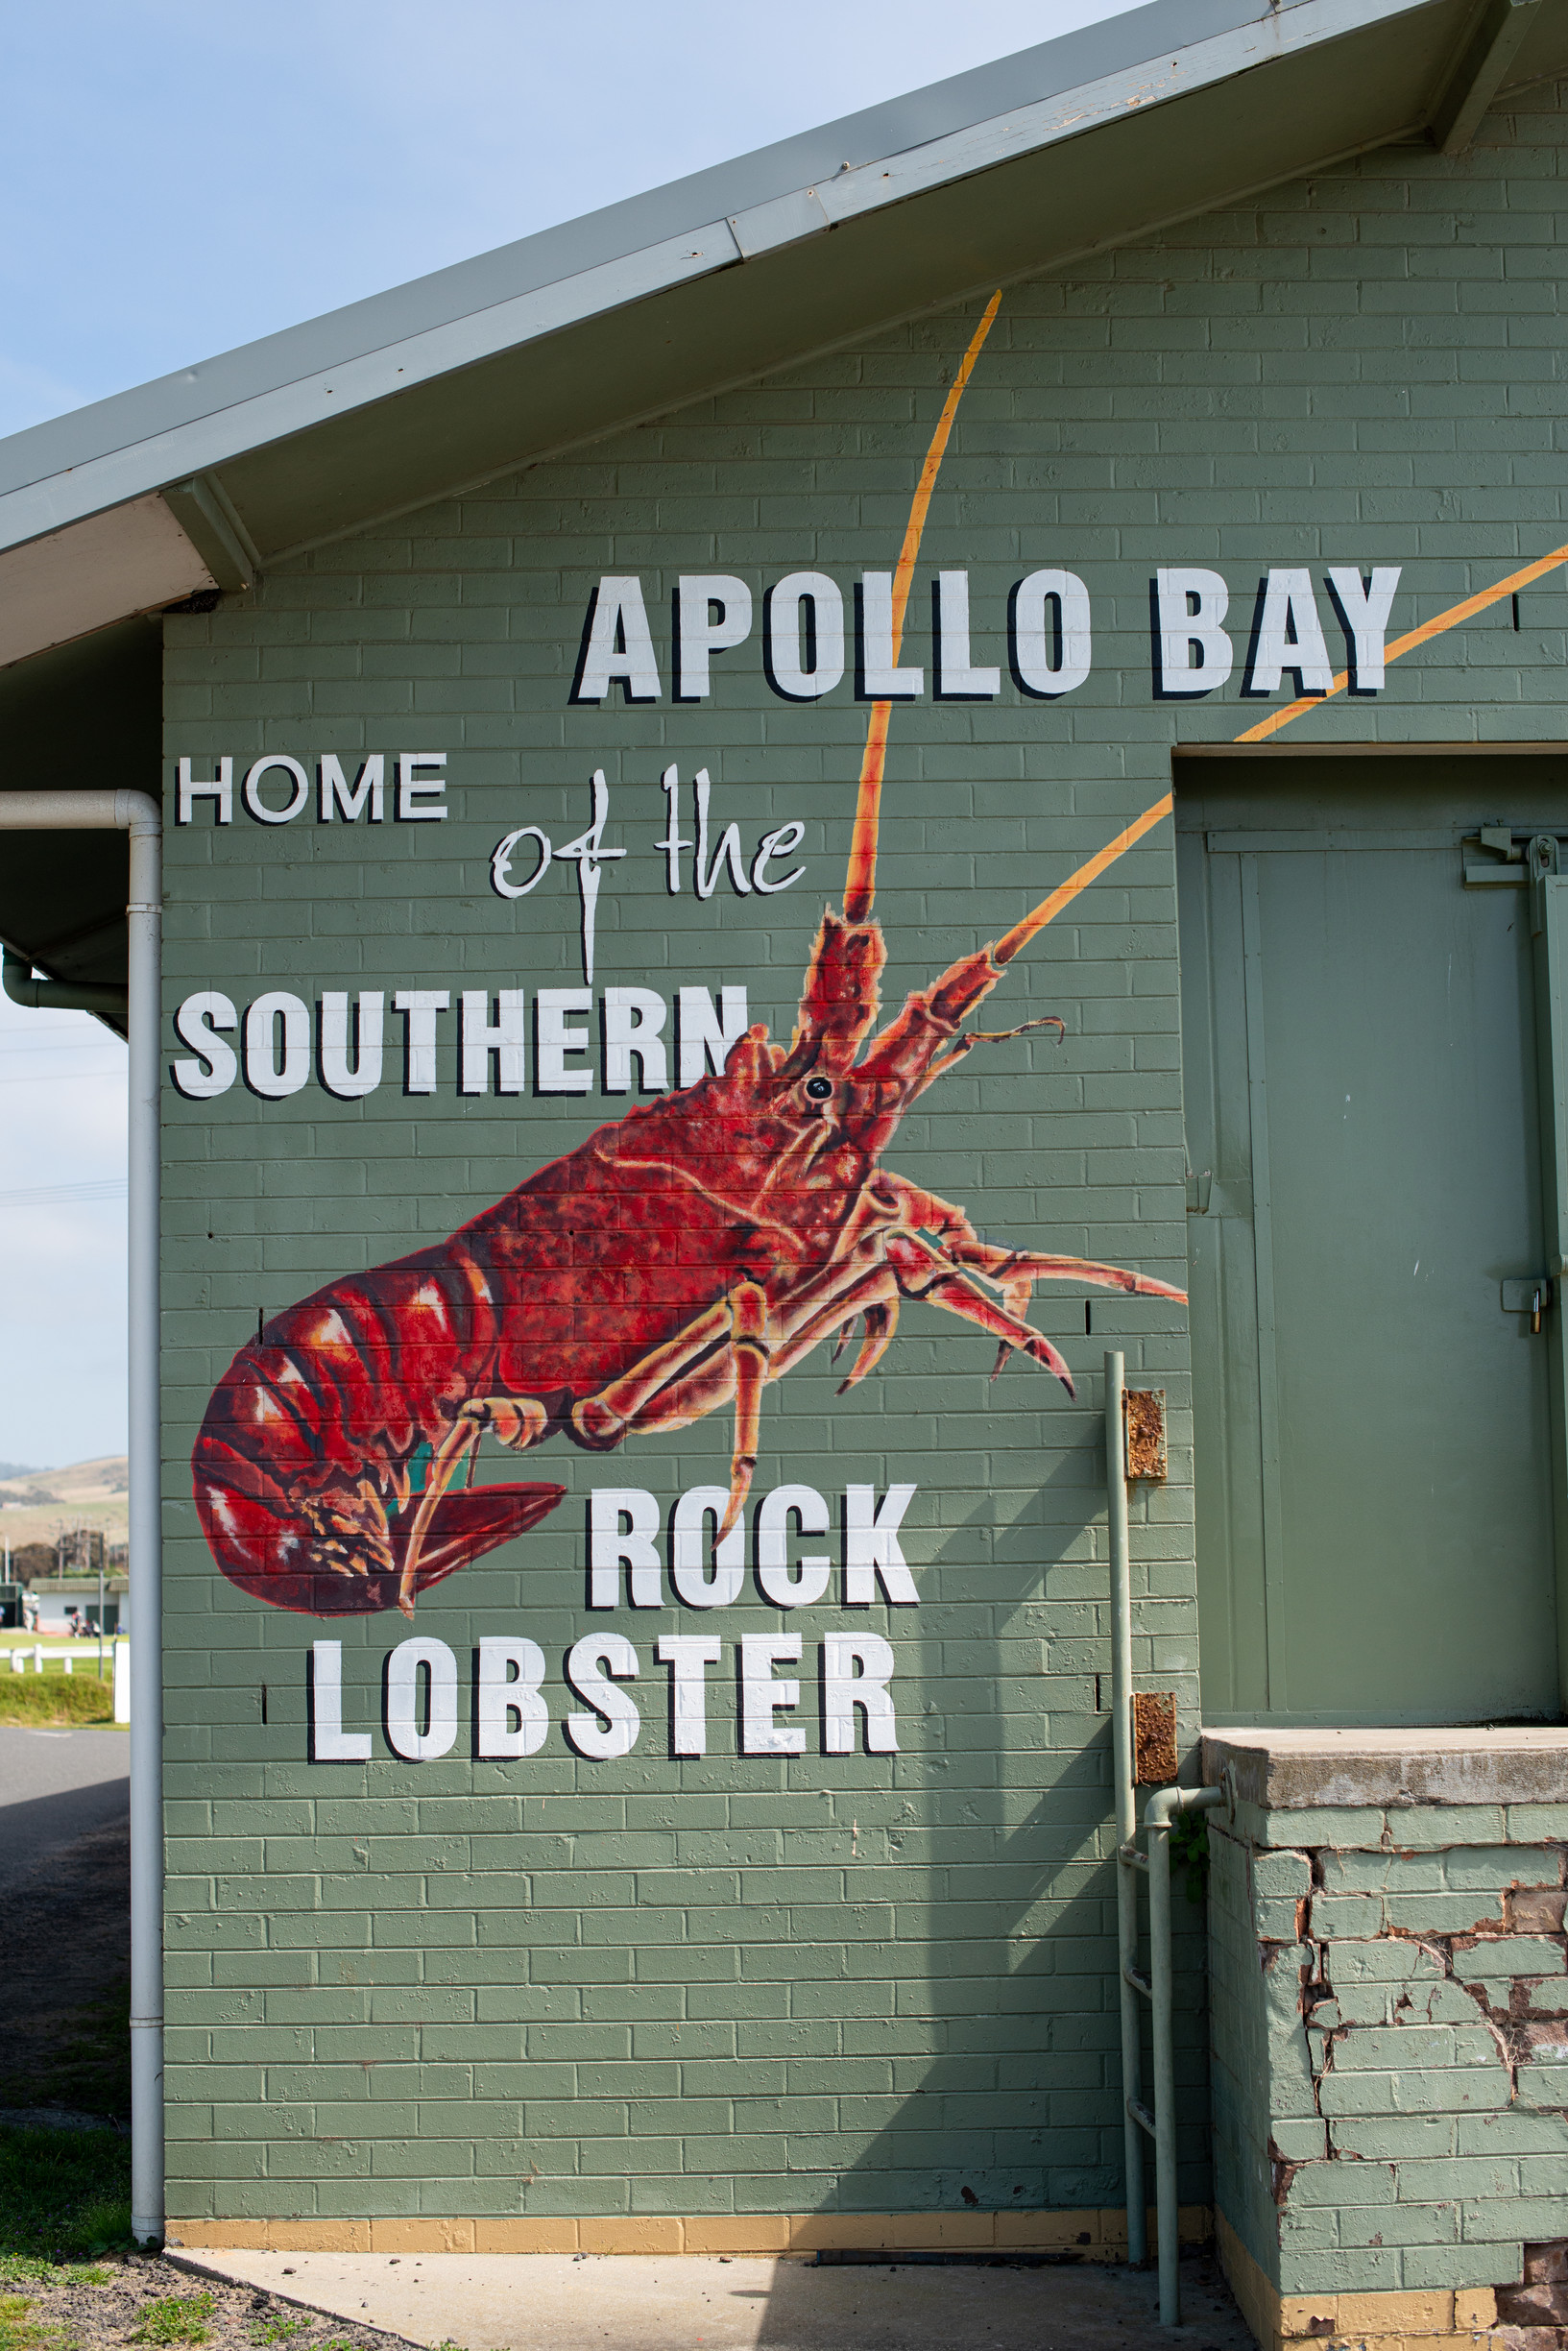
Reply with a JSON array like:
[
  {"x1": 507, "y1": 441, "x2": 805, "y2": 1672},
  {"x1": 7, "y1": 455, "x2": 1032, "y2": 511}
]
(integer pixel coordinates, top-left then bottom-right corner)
[
  {"x1": 842, "y1": 289, "x2": 1002, "y2": 924},
  {"x1": 991, "y1": 792, "x2": 1175, "y2": 967}
]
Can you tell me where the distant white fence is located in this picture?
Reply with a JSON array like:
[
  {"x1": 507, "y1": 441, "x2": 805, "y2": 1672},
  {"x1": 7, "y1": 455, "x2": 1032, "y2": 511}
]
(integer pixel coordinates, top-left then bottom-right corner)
[{"x1": 0, "y1": 1636, "x2": 130, "y2": 1716}]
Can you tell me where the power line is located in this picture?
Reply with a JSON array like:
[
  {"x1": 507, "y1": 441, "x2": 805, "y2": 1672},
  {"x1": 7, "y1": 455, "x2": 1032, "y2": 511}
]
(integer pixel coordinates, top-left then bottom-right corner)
[
  {"x1": 0, "y1": 1036, "x2": 126, "y2": 1052},
  {"x1": 0, "y1": 1049, "x2": 126, "y2": 1059},
  {"x1": 0, "y1": 1178, "x2": 128, "y2": 1208}
]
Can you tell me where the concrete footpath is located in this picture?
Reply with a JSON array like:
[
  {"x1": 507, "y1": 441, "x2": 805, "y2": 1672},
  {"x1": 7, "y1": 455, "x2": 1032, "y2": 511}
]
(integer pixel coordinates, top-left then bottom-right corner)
[
  {"x1": 0, "y1": 1722, "x2": 128, "y2": 1881},
  {"x1": 176, "y1": 2246, "x2": 1254, "y2": 2350}
]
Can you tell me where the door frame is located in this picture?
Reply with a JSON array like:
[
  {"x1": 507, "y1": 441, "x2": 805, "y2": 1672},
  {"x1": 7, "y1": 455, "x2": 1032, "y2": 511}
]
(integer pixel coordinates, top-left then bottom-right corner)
[{"x1": 1176, "y1": 749, "x2": 1568, "y2": 1725}]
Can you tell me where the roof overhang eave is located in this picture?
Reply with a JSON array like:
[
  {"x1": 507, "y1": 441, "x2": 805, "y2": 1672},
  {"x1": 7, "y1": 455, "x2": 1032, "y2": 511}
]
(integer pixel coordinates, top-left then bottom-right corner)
[
  {"x1": 0, "y1": 0, "x2": 1467, "y2": 563},
  {"x1": 1, "y1": 0, "x2": 1564, "y2": 676}
]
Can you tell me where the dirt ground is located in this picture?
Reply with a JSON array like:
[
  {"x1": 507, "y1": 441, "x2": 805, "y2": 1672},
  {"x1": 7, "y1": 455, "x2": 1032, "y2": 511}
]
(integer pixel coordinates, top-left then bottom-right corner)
[{"x1": 4, "y1": 2254, "x2": 414, "y2": 2351}]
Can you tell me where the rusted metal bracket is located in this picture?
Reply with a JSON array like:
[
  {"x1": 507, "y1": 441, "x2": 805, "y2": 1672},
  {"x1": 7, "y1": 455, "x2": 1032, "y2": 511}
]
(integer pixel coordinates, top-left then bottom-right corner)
[
  {"x1": 1123, "y1": 1387, "x2": 1168, "y2": 1483},
  {"x1": 1133, "y1": 1690, "x2": 1178, "y2": 1786}
]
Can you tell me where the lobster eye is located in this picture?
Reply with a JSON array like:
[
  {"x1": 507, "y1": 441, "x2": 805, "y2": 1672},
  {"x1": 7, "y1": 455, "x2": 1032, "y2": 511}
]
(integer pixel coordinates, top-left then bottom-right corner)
[{"x1": 805, "y1": 1077, "x2": 833, "y2": 1101}]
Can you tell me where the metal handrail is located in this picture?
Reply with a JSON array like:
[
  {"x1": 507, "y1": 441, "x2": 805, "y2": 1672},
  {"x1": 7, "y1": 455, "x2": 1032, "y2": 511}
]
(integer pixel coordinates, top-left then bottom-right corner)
[{"x1": 1106, "y1": 1347, "x2": 1224, "y2": 2328}]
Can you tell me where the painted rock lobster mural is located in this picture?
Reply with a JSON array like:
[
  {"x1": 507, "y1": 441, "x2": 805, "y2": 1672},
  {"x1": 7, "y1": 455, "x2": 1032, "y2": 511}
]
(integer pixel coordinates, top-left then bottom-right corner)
[{"x1": 192, "y1": 294, "x2": 1186, "y2": 1620}]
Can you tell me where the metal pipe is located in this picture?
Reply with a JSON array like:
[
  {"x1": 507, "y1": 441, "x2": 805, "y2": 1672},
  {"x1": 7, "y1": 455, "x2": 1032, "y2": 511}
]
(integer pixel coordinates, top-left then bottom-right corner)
[
  {"x1": 1105, "y1": 1349, "x2": 1145, "y2": 2265},
  {"x1": 1145, "y1": 1783, "x2": 1224, "y2": 2326},
  {"x1": 1, "y1": 947, "x2": 128, "y2": 1020},
  {"x1": 125, "y1": 790, "x2": 163, "y2": 2244},
  {"x1": 0, "y1": 786, "x2": 162, "y2": 2241}
]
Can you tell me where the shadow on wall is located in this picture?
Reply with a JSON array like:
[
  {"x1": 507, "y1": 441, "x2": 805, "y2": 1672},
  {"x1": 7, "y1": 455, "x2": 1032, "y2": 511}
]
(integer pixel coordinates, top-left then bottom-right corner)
[{"x1": 743, "y1": 1399, "x2": 1205, "y2": 2349}]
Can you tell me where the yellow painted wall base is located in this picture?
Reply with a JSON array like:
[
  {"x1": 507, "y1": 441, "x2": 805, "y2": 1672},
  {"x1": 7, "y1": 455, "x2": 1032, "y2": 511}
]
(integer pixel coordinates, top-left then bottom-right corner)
[
  {"x1": 168, "y1": 2205, "x2": 1213, "y2": 2259},
  {"x1": 1217, "y1": 2213, "x2": 1499, "y2": 2351}
]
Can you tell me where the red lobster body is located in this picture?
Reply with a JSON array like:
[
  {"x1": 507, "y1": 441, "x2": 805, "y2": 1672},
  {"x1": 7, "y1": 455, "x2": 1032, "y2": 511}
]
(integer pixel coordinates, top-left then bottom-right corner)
[
  {"x1": 195, "y1": 291, "x2": 1184, "y2": 1620},
  {"x1": 194, "y1": 911, "x2": 1185, "y2": 1618}
]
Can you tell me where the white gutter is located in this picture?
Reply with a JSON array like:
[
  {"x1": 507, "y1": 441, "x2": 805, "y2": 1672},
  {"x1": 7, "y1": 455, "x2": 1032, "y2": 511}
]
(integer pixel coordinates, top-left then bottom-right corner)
[{"x1": 0, "y1": 788, "x2": 162, "y2": 2242}]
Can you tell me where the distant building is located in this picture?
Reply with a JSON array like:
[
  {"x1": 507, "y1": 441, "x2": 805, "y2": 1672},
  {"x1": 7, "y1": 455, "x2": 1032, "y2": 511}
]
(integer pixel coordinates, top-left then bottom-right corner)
[{"x1": 27, "y1": 1578, "x2": 128, "y2": 1635}]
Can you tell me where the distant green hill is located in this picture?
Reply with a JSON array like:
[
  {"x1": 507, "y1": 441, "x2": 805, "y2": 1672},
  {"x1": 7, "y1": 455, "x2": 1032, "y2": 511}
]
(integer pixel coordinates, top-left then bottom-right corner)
[{"x1": 0, "y1": 1461, "x2": 43, "y2": 1482}]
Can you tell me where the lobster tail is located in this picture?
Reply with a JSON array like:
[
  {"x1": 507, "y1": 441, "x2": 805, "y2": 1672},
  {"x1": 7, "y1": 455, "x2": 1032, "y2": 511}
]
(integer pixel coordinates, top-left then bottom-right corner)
[
  {"x1": 194, "y1": 1430, "x2": 566, "y2": 1617},
  {"x1": 193, "y1": 1317, "x2": 567, "y2": 1618}
]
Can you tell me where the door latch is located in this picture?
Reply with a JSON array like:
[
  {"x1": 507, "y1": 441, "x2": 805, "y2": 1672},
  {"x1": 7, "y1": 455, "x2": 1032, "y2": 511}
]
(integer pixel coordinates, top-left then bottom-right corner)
[{"x1": 1501, "y1": 1277, "x2": 1556, "y2": 1333}]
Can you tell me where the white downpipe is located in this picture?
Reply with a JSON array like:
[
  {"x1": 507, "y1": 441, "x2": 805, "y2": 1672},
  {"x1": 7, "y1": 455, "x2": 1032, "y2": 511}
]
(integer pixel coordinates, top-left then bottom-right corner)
[{"x1": 0, "y1": 788, "x2": 162, "y2": 2241}]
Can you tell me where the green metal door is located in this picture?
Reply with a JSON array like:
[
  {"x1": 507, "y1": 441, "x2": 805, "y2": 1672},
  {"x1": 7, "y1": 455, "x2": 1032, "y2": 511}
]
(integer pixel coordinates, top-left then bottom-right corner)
[{"x1": 1178, "y1": 759, "x2": 1568, "y2": 1726}]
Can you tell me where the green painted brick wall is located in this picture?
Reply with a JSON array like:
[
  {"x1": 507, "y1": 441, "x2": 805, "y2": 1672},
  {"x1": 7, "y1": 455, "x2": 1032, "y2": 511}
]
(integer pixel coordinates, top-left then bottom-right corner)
[
  {"x1": 1211, "y1": 1795, "x2": 1568, "y2": 2299},
  {"x1": 159, "y1": 81, "x2": 1567, "y2": 2227}
]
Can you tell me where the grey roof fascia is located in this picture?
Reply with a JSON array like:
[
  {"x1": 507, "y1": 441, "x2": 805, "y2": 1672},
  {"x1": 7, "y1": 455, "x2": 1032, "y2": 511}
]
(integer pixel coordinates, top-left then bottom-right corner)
[
  {"x1": 0, "y1": 0, "x2": 1440, "y2": 561},
  {"x1": 0, "y1": 0, "x2": 1270, "y2": 503}
]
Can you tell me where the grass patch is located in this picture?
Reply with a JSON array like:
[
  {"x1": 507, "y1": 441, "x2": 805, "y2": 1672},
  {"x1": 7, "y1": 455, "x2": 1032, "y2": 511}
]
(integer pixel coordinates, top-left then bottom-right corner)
[
  {"x1": 253, "y1": 2322, "x2": 307, "y2": 2345},
  {"x1": 0, "y1": 2125, "x2": 133, "y2": 2263},
  {"x1": 0, "y1": 1677, "x2": 113, "y2": 1728},
  {"x1": 0, "y1": 2266, "x2": 106, "y2": 2293},
  {"x1": 130, "y1": 2295, "x2": 214, "y2": 2346},
  {"x1": 0, "y1": 2294, "x2": 53, "y2": 2351}
]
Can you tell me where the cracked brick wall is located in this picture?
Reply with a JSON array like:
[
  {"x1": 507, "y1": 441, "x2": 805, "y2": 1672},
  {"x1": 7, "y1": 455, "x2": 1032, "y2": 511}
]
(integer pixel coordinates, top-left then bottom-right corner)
[{"x1": 1210, "y1": 1794, "x2": 1568, "y2": 2325}]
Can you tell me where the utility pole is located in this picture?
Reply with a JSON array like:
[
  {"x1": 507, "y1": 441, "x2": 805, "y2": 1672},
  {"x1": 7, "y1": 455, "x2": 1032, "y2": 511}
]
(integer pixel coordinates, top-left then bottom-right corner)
[{"x1": 98, "y1": 1561, "x2": 106, "y2": 1683}]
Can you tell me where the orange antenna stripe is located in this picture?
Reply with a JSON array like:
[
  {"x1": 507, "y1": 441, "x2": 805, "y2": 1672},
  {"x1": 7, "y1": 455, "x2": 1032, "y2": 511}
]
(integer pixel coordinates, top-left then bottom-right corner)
[
  {"x1": 992, "y1": 793, "x2": 1174, "y2": 967},
  {"x1": 1236, "y1": 542, "x2": 1568, "y2": 745},
  {"x1": 843, "y1": 289, "x2": 1003, "y2": 921}
]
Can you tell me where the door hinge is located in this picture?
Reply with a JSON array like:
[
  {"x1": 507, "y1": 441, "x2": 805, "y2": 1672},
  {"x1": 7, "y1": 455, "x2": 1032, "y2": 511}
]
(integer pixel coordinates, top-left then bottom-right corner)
[
  {"x1": 1501, "y1": 1276, "x2": 1555, "y2": 1333},
  {"x1": 1463, "y1": 824, "x2": 1527, "y2": 887},
  {"x1": 1462, "y1": 827, "x2": 1568, "y2": 891}
]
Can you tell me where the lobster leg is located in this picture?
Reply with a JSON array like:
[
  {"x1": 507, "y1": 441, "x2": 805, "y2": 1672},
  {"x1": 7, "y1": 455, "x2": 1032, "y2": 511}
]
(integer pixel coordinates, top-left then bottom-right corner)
[
  {"x1": 837, "y1": 1302, "x2": 898, "y2": 1392},
  {"x1": 397, "y1": 1418, "x2": 480, "y2": 1616},
  {"x1": 719, "y1": 1282, "x2": 770, "y2": 1542},
  {"x1": 768, "y1": 1262, "x2": 902, "y2": 1386},
  {"x1": 396, "y1": 1394, "x2": 550, "y2": 1616},
  {"x1": 881, "y1": 1228, "x2": 1077, "y2": 1393},
  {"x1": 880, "y1": 1173, "x2": 1186, "y2": 1295},
  {"x1": 777, "y1": 1227, "x2": 1075, "y2": 1389},
  {"x1": 573, "y1": 1297, "x2": 737, "y2": 1445},
  {"x1": 878, "y1": 1171, "x2": 1185, "y2": 1375},
  {"x1": 572, "y1": 1282, "x2": 773, "y2": 1546}
]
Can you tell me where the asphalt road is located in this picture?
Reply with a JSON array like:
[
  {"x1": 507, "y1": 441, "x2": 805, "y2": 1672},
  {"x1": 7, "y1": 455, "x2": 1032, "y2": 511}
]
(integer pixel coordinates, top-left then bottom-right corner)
[{"x1": 0, "y1": 1723, "x2": 129, "y2": 1885}]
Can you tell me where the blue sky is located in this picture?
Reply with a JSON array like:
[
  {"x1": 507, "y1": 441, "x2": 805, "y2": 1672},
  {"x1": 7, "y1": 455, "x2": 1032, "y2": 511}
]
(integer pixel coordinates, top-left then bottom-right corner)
[{"x1": 0, "y1": 0, "x2": 1130, "y2": 1463}]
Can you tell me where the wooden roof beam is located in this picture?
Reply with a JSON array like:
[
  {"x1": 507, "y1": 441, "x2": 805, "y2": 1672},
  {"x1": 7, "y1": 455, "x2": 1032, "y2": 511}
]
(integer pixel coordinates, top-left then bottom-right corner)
[{"x1": 1430, "y1": 0, "x2": 1543, "y2": 151}]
